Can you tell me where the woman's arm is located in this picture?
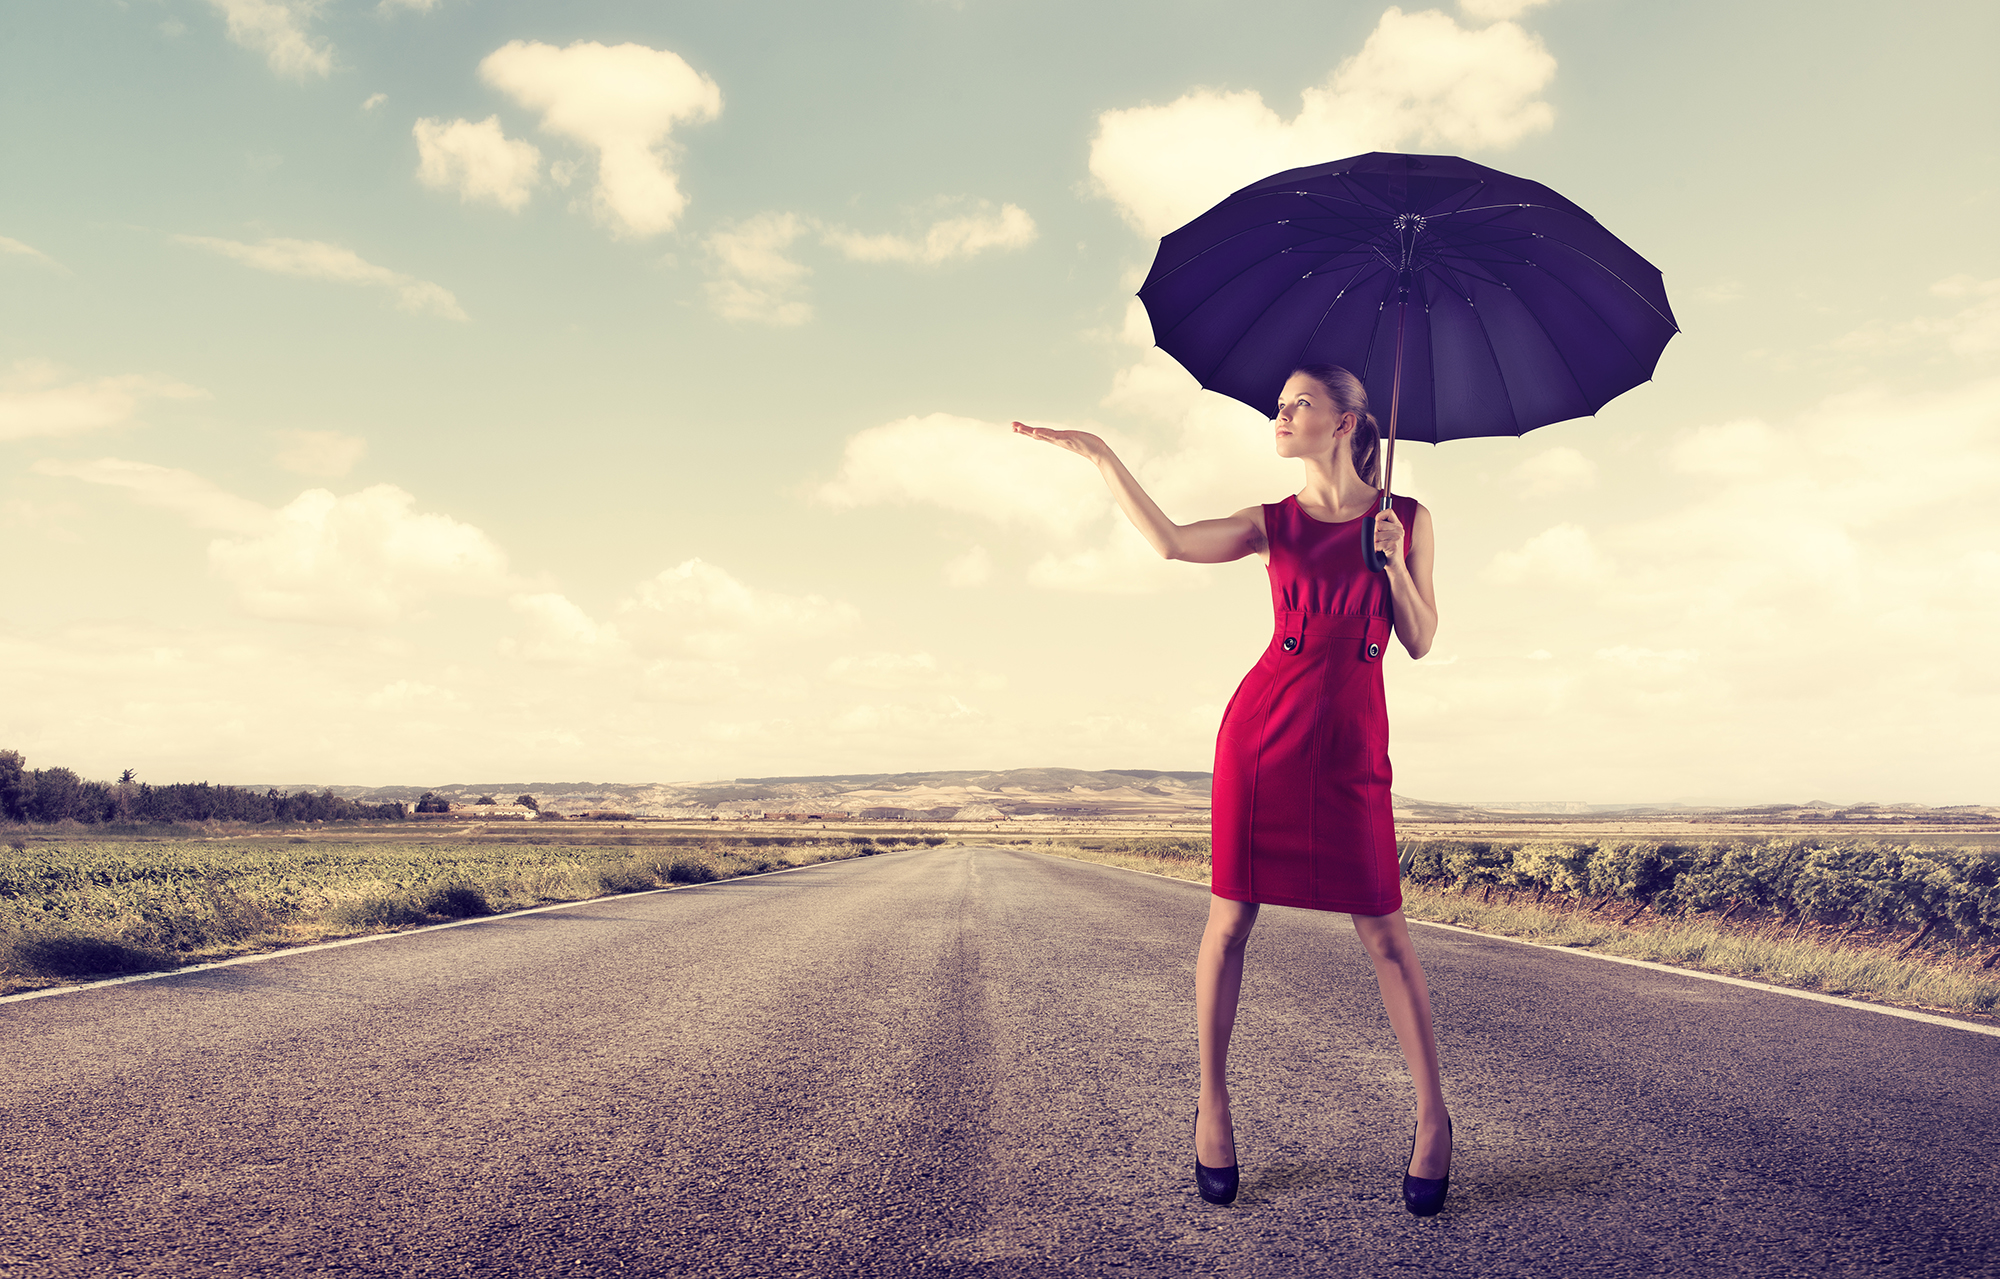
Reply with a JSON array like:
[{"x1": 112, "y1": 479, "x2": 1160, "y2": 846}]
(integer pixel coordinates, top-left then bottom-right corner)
[
  {"x1": 1013, "y1": 422, "x2": 1265, "y2": 564},
  {"x1": 1374, "y1": 502, "x2": 1438, "y2": 659}
]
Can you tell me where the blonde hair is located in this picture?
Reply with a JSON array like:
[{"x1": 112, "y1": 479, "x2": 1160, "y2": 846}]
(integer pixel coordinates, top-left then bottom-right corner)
[{"x1": 1291, "y1": 363, "x2": 1380, "y2": 486}]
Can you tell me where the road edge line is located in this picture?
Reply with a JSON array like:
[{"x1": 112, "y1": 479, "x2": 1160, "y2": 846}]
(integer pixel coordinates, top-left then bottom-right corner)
[
  {"x1": 1009, "y1": 846, "x2": 2000, "y2": 1039},
  {"x1": 0, "y1": 853, "x2": 867, "y2": 1007}
]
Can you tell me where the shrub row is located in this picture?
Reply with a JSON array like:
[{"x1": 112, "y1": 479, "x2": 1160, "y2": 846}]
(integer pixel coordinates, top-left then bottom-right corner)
[
  {"x1": 1092, "y1": 834, "x2": 2000, "y2": 950},
  {"x1": 1395, "y1": 837, "x2": 2000, "y2": 947}
]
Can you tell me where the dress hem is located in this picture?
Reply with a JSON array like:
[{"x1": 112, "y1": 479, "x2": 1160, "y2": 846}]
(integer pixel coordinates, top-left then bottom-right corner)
[{"x1": 1209, "y1": 885, "x2": 1403, "y2": 917}]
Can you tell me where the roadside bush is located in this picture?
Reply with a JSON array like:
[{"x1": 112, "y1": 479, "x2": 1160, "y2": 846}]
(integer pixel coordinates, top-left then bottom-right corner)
[
  {"x1": 595, "y1": 863, "x2": 658, "y2": 893},
  {"x1": 663, "y1": 856, "x2": 721, "y2": 884},
  {"x1": 3, "y1": 931, "x2": 171, "y2": 979}
]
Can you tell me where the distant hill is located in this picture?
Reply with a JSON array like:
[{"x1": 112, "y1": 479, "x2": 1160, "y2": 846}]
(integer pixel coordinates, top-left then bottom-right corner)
[{"x1": 236, "y1": 769, "x2": 1999, "y2": 825}]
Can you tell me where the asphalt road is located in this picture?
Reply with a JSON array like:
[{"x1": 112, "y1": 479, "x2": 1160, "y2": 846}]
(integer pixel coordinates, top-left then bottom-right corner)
[{"x1": 3, "y1": 845, "x2": 1995, "y2": 1278}]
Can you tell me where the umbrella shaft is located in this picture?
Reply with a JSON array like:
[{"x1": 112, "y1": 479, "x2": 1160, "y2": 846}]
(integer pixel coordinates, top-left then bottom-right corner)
[{"x1": 1383, "y1": 298, "x2": 1406, "y2": 511}]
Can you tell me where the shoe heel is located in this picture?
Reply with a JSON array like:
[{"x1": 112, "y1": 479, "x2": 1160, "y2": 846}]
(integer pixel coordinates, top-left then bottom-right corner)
[{"x1": 1194, "y1": 1104, "x2": 1239, "y2": 1206}]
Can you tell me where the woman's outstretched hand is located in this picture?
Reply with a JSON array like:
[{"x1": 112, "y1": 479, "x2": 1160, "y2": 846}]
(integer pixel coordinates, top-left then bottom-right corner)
[{"x1": 1013, "y1": 421, "x2": 1108, "y2": 463}]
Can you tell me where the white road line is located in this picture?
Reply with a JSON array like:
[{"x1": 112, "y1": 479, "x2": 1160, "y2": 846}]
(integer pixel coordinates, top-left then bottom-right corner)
[
  {"x1": 0, "y1": 857, "x2": 852, "y2": 1007},
  {"x1": 1009, "y1": 846, "x2": 2000, "y2": 1041},
  {"x1": 1407, "y1": 918, "x2": 2000, "y2": 1039}
]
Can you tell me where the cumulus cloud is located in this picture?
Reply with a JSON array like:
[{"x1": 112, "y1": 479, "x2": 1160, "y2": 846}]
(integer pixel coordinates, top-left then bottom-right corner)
[
  {"x1": 823, "y1": 203, "x2": 1037, "y2": 265},
  {"x1": 1090, "y1": 6, "x2": 1557, "y2": 236},
  {"x1": 943, "y1": 544, "x2": 992, "y2": 588},
  {"x1": 1838, "y1": 275, "x2": 2000, "y2": 360},
  {"x1": 1, "y1": 361, "x2": 206, "y2": 441},
  {"x1": 273, "y1": 429, "x2": 367, "y2": 478},
  {"x1": 818, "y1": 413, "x2": 1113, "y2": 538},
  {"x1": 1459, "y1": 0, "x2": 1554, "y2": 21},
  {"x1": 380, "y1": 0, "x2": 439, "y2": 11},
  {"x1": 209, "y1": 485, "x2": 516, "y2": 625},
  {"x1": 616, "y1": 559, "x2": 857, "y2": 660},
  {"x1": 1509, "y1": 446, "x2": 1596, "y2": 496},
  {"x1": 207, "y1": 0, "x2": 332, "y2": 80},
  {"x1": 479, "y1": 39, "x2": 722, "y2": 238},
  {"x1": 1, "y1": 235, "x2": 63, "y2": 272},
  {"x1": 703, "y1": 213, "x2": 812, "y2": 325},
  {"x1": 825, "y1": 651, "x2": 944, "y2": 690},
  {"x1": 177, "y1": 235, "x2": 467, "y2": 320},
  {"x1": 1485, "y1": 522, "x2": 1611, "y2": 586},
  {"x1": 504, "y1": 592, "x2": 627, "y2": 663},
  {"x1": 32, "y1": 457, "x2": 272, "y2": 533},
  {"x1": 413, "y1": 116, "x2": 542, "y2": 210},
  {"x1": 361, "y1": 92, "x2": 387, "y2": 111}
]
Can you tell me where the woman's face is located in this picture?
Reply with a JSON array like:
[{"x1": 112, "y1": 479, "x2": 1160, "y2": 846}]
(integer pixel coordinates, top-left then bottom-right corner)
[{"x1": 1274, "y1": 374, "x2": 1352, "y2": 461}]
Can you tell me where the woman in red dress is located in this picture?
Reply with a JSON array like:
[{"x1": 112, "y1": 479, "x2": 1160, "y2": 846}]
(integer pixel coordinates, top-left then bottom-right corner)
[{"x1": 1015, "y1": 362, "x2": 1451, "y2": 1215}]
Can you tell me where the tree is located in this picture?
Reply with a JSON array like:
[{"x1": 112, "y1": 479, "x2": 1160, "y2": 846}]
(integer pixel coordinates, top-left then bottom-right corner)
[
  {"x1": 415, "y1": 792, "x2": 450, "y2": 814},
  {"x1": 474, "y1": 795, "x2": 497, "y2": 806},
  {"x1": 27, "y1": 767, "x2": 82, "y2": 824},
  {"x1": 0, "y1": 750, "x2": 24, "y2": 823},
  {"x1": 516, "y1": 794, "x2": 539, "y2": 812}
]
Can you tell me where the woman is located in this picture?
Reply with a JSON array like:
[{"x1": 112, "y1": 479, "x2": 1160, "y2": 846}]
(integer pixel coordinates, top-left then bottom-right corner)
[{"x1": 1013, "y1": 362, "x2": 1451, "y2": 1216}]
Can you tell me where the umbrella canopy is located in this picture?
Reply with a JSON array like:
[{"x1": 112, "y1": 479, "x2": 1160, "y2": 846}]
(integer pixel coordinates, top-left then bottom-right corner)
[{"x1": 1137, "y1": 151, "x2": 1678, "y2": 443}]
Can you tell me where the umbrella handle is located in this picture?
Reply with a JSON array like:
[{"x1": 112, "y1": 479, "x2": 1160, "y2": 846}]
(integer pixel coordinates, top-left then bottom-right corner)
[{"x1": 1364, "y1": 490, "x2": 1391, "y2": 571}]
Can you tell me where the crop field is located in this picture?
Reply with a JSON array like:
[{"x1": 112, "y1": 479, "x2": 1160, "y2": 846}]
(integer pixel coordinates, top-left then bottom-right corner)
[{"x1": 0, "y1": 824, "x2": 940, "y2": 996}]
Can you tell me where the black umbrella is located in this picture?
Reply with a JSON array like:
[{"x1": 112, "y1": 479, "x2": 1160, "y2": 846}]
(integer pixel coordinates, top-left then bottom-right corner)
[{"x1": 1138, "y1": 151, "x2": 1678, "y2": 566}]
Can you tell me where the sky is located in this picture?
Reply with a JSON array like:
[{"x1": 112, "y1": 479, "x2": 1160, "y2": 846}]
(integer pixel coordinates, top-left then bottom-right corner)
[{"x1": 2, "y1": 0, "x2": 1996, "y2": 804}]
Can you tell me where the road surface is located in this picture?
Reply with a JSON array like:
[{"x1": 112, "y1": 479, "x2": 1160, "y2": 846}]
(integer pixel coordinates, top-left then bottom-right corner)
[{"x1": 3, "y1": 845, "x2": 1994, "y2": 1277}]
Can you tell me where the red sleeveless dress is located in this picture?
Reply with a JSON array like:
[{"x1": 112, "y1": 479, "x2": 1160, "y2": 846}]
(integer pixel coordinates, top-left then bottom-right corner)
[{"x1": 1210, "y1": 493, "x2": 1416, "y2": 915}]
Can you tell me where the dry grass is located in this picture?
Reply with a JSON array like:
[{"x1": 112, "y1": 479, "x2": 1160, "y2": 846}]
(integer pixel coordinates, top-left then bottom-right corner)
[{"x1": 0, "y1": 837, "x2": 877, "y2": 995}]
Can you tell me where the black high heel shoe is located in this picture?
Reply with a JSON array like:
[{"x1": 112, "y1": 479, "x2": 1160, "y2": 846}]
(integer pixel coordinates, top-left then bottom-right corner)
[
  {"x1": 1193, "y1": 1104, "x2": 1238, "y2": 1205},
  {"x1": 1401, "y1": 1116, "x2": 1452, "y2": 1217}
]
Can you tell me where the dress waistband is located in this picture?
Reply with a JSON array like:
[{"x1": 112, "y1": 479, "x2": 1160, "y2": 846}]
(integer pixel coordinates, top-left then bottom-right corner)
[
  {"x1": 1271, "y1": 610, "x2": 1392, "y2": 664},
  {"x1": 1272, "y1": 610, "x2": 1384, "y2": 638}
]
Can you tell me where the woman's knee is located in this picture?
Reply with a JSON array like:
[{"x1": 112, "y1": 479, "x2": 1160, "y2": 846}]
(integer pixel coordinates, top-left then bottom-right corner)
[{"x1": 1205, "y1": 897, "x2": 1259, "y2": 949}]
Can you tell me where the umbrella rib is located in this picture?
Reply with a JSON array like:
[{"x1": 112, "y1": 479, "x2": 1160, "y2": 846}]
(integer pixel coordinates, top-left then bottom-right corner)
[{"x1": 1298, "y1": 260, "x2": 1384, "y2": 367}]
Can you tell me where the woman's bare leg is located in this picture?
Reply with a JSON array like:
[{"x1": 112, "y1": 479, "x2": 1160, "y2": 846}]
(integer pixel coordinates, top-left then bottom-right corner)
[
  {"x1": 1196, "y1": 896, "x2": 1259, "y2": 1166},
  {"x1": 1349, "y1": 909, "x2": 1451, "y2": 1178}
]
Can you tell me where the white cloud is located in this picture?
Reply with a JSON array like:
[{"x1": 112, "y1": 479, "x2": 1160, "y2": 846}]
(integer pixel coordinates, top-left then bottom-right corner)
[
  {"x1": 32, "y1": 457, "x2": 272, "y2": 533},
  {"x1": 1668, "y1": 417, "x2": 1785, "y2": 479},
  {"x1": 361, "y1": 92, "x2": 387, "y2": 111},
  {"x1": 273, "y1": 429, "x2": 367, "y2": 478},
  {"x1": 1840, "y1": 275, "x2": 2000, "y2": 360},
  {"x1": 1509, "y1": 446, "x2": 1596, "y2": 496},
  {"x1": 943, "y1": 544, "x2": 992, "y2": 588},
  {"x1": 379, "y1": 0, "x2": 440, "y2": 11},
  {"x1": 1485, "y1": 522, "x2": 1610, "y2": 586},
  {"x1": 1, "y1": 361, "x2": 206, "y2": 441},
  {"x1": 176, "y1": 235, "x2": 467, "y2": 320},
  {"x1": 703, "y1": 213, "x2": 812, "y2": 325},
  {"x1": 479, "y1": 39, "x2": 722, "y2": 238},
  {"x1": 208, "y1": 485, "x2": 516, "y2": 625},
  {"x1": 1090, "y1": 6, "x2": 1557, "y2": 237},
  {"x1": 207, "y1": 0, "x2": 332, "y2": 80},
  {"x1": 818, "y1": 413, "x2": 1112, "y2": 538},
  {"x1": 503, "y1": 592, "x2": 627, "y2": 664},
  {"x1": 1459, "y1": 0, "x2": 1553, "y2": 21},
  {"x1": 825, "y1": 652, "x2": 944, "y2": 690},
  {"x1": 615, "y1": 559, "x2": 856, "y2": 660},
  {"x1": 823, "y1": 203, "x2": 1037, "y2": 265},
  {"x1": 0, "y1": 235, "x2": 63, "y2": 271},
  {"x1": 414, "y1": 117, "x2": 542, "y2": 210}
]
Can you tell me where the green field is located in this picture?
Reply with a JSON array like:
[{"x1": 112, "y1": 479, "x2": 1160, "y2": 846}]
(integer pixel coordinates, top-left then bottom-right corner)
[{"x1": 0, "y1": 826, "x2": 935, "y2": 995}]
